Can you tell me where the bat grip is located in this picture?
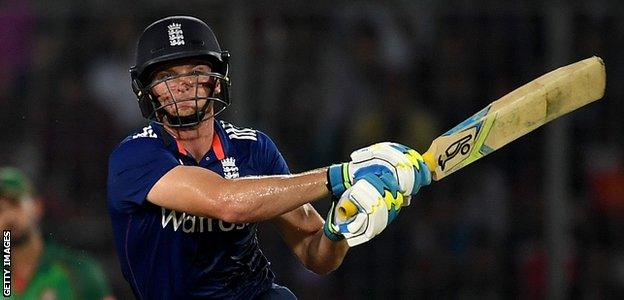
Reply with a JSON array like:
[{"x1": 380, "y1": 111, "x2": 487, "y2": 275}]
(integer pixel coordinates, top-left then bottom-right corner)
[
  {"x1": 337, "y1": 199, "x2": 357, "y2": 221},
  {"x1": 421, "y1": 151, "x2": 437, "y2": 171}
]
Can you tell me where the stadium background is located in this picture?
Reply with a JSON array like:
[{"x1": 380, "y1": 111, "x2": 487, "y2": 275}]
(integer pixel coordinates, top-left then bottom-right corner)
[{"x1": 2, "y1": 0, "x2": 623, "y2": 298}]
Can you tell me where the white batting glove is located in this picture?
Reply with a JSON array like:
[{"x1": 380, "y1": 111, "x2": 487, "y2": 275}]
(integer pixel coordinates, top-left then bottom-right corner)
[
  {"x1": 324, "y1": 172, "x2": 404, "y2": 247},
  {"x1": 327, "y1": 142, "x2": 431, "y2": 206}
]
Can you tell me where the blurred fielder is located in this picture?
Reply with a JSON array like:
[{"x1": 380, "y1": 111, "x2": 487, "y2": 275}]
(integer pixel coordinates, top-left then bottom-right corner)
[
  {"x1": 0, "y1": 167, "x2": 112, "y2": 299},
  {"x1": 107, "y1": 15, "x2": 431, "y2": 299}
]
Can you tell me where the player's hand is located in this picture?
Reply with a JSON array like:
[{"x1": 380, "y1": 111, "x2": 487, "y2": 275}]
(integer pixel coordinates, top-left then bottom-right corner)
[
  {"x1": 323, "y1": 172, "x2": 404, "y2": 247},
  {"x1": 327, "y1": 142, "x2": 432, "y2": 205}
]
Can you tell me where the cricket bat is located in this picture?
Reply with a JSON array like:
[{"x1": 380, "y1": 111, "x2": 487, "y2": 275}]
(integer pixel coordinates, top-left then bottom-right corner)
[{"x1": 339, "y1": 56, "x2": 606, "y2": 219}]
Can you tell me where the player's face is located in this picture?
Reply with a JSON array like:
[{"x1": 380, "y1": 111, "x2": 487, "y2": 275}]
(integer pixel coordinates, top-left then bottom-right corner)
[
  {"x1": 0, "y1": 196, "x2": 41, "y2": 245},
  {"x1": 149, "y1": 62, "x2": 220, "y2": 118}
]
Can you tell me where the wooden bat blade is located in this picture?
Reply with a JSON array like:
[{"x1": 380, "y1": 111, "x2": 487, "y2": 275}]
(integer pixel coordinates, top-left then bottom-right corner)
[
  {"x1": 338, "y1": 57, "x2": 605, "y2": 221},
  {"x1": 422, "y1": 56, "x2": 606, "y2": 181}
]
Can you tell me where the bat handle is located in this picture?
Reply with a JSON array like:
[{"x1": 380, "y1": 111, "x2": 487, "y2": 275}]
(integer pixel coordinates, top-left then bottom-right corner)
[
  {"x1": 337, "y1": 199, "x2": 357, "y2": 221},
  {"x1": 421, "y1": 151, "x2": 437, "y2": 171}
]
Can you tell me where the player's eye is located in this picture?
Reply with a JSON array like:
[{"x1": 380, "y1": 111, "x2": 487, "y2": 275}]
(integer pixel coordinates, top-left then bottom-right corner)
[
  {"x1": 192, "y1": 65, "x2": 210, "y2": 73},
  {"x1": 153, "y1": 72, "x2": 172, "y2": 81},
  {"x1": 192, "y1": 69, "x2": 209, "y2": 76}
]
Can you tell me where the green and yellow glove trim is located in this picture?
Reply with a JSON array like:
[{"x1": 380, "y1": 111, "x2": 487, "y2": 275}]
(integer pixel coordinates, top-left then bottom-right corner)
[
  {"x1": 327, "y1": 163, "x2": 351, "y2": 198},
  {"x1": 323, "y1": 201, "x2": 345, "y2": 241}
]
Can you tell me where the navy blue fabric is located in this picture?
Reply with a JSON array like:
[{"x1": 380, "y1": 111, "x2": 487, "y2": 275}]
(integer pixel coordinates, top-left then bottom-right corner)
[
  {"x1": 254, "y1": 284, "x2": 297, "y2": 300},
  {"x1": 107, "y1": 119, "x2": 291, "y2": 299}
]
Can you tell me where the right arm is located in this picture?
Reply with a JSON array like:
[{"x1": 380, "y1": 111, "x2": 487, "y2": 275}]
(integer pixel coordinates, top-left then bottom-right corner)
[{"x1": 147, "y1": 166, "x2": 329, "y2": 223}]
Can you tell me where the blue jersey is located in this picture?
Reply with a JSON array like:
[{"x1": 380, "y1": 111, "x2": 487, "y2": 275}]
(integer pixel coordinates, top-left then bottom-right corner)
[{"x1": 107, "y1": 119, "x2": 290, "y2": 299}]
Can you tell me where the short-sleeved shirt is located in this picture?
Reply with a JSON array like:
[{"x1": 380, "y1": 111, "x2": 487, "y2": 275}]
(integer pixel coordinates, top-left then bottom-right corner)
[
  {"x1": 9, "y1": 241, "x2": 111, "y2": 300},
  {"x1": 107, "y1": 119, "x2": 290, "y2": 299}
]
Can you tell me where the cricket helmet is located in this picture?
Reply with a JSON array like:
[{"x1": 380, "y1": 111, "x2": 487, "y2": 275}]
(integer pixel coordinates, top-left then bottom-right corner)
[{"x1": 130, "y1": 15, "x2": 231, "y2": 127}]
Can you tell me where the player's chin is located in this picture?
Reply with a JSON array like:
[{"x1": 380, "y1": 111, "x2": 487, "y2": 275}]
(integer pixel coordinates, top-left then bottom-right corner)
[{"x1": 164, "y1": 106, "x2": 198, "y2": 116}]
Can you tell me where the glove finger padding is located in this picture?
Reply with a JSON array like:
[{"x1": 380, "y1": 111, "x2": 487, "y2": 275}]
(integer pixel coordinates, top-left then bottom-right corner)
[
  {"x1": 350, "y1": 143, "x2": 414, "y2": 195},
  {"x1": 333, "y1": 173, "x2": 404, "y2": 247},
  {"x1": 377, "y1": 172, "x2": 403, "y2": 225},
  {"x1": 349, "y1": 142, "x2": 430, "y2": 199},
  {"x1": 411, "y1": 159, "x2": 432, "y2": 196},
  {"x1": 328, "y1": 142, "x2": 432, "y2": 202}
]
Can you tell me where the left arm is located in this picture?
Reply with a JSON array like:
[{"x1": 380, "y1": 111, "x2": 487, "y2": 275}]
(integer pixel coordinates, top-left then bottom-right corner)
[
  {"x1": 258, "y1": 136, "x2": 421, "y2": 273},
  {"x1": 258, "y1": 131, "x2": 348, "y2": 274},
  {"x1": 272, "y1": 203, "x2": 349, "y2": 275}
]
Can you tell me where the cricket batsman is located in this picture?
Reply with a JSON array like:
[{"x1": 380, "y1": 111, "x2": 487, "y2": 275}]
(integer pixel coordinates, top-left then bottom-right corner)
[{"x1": 107, "y1": 15, "x2": 431, "y2": 299}]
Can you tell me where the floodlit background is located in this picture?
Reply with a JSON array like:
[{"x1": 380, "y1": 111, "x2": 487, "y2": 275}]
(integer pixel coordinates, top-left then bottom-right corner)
[{"x1": 2, "y1": 0, "x2": 623, "y2": 298}]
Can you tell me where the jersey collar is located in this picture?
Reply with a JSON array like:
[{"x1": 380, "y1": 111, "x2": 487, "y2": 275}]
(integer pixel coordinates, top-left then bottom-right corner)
[{"x1": 149, "y1": 120, "x2": 228, "y2": 161}]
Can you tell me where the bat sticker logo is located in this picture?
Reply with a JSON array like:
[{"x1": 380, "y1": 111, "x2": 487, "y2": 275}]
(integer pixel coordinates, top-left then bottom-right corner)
[{"x1": 438, "y1": 134, "x2": 473, "y2": 171}]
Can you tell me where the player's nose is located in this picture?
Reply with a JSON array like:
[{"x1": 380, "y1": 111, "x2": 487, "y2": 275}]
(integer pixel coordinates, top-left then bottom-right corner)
[{"x1": 171, "y1": 79, "x2": 195, "y2": 93}]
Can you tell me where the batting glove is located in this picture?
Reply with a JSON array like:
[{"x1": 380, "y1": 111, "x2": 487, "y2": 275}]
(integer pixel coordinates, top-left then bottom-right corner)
[
  {"x1": 324, "y1": 171, "x2": 404, "y2": 247},
  {"x1": 327, "y1": 142, "x2": 432, "y2": 206}
]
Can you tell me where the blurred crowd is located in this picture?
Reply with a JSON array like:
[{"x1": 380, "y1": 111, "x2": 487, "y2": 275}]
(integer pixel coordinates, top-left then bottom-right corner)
[{"x1": 1, "y1": 0, "x2": 624, "y2": 299}]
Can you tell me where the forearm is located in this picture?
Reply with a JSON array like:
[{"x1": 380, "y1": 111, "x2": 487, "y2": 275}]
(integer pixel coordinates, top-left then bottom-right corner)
[
  {"x1": 148, "y1": 166, "x2": 330, "y2": 223},
  {"x1": 272, "y1": 203, "x2": 348, "y2": 275},
  {"x1": 303, "y1": 229, "x2": 349, "y2": 275},
  {"x1": 221, "y1": 168, "x2": 330, "y2": 223}
]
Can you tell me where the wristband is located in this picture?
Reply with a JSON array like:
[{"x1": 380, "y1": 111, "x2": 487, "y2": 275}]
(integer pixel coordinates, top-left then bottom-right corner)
[{"x1": 326, "y1": 163, "x2": 350, "y2": 197}]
